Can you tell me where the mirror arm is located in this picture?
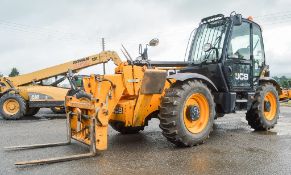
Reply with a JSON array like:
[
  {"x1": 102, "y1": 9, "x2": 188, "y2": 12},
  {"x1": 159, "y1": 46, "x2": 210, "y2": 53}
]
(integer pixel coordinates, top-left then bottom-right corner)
[{"x1": 142, "y1": 47, "x2": 148, "y2": 60}]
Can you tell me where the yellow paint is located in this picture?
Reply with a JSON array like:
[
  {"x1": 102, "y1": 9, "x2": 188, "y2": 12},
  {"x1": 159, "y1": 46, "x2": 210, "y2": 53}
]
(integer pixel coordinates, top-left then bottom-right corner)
[{"x1": 1, "y1": 51, "x2": 121, "y2": 87}]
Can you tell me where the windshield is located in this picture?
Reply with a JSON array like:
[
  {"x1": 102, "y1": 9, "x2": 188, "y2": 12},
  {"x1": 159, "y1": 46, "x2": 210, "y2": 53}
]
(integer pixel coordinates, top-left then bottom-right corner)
[{"x1": 188, "y1": 19, "x2": 229, "y2": 64}]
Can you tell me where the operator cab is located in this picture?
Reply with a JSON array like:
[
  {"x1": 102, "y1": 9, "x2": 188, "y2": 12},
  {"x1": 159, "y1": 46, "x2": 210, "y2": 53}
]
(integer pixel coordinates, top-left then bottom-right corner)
[
  {"x1": 184, "y1": 12, "x2": 269, "y2": 113},
  {"x1": 187, "y1": 13, "x2": 266, "y2": 91}
]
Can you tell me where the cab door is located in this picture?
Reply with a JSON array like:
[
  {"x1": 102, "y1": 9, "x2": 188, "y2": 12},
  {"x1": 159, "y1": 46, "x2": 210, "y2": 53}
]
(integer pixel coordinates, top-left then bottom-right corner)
[{"x1": 224, "y1": 21, "x2": 252, "y2": 90}]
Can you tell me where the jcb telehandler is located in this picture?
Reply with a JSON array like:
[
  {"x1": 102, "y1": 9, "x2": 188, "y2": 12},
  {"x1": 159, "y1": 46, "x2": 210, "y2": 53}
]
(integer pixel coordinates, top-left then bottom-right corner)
[
  {"x1": 7, "y1": 12, "x2": 281, "y2": 165},
  {"x1": 0, "y1": 51, "x2": 121, "y2": 119}
]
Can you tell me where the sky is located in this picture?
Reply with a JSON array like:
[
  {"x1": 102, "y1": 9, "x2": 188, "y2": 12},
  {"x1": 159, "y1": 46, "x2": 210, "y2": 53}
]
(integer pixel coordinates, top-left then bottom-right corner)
[{"x1": 1, "y1": 0, "x2": 291, "y2": 77}]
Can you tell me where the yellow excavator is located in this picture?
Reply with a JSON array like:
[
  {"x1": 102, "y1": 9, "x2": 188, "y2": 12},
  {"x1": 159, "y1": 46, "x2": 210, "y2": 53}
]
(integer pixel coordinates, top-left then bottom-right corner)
[{"x1": 0, "y1": 51, "x2": 121, "y2": 120}]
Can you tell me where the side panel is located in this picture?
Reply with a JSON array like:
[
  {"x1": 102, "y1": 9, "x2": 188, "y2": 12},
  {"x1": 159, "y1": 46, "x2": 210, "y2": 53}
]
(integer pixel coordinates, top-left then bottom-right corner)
[{"x1": 224, "y1": 60, "x2": 252, "y2": 89}]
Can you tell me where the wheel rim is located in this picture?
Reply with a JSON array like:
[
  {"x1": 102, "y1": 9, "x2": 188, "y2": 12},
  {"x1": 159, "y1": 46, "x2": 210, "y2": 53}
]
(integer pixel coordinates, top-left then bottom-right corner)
[
  {"x1": 3, "y1": 99, "x2": 20, "y2": 116},
  {"x1": 263, "y1": 91, "x2": 277, "y2": 121},
  {"x1": 183, "y1": 93, "x2": 209, "y2": 134}
]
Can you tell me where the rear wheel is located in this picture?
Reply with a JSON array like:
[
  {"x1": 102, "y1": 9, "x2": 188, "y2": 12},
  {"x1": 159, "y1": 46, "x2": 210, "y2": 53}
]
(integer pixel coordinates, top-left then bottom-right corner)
[
  {"x1": 159, "y1": 80, "x2": 215, "y2": 147},
  {"x1": 0, "y1": 93, "x2": 26, "y2": 120},
  {"x1": 110, "y1": 121, "x2": 144, "y2": 134},
  {"x1": 24, "y1": 107, "x2": 40, "y2": 116},
  {"x1": 246, "y1": 83, "x2": 279, "y2": 130}
]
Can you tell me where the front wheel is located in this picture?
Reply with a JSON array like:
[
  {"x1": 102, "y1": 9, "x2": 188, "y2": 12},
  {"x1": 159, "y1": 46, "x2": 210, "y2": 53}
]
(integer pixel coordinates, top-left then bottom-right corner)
[
  {"x1": 159, "y1": 80, "x2": 215, "y2": 147},
  {"x1": 246, "y1": 83, "x2": 279, "y2": 130},
  {"x1": 0, "y1": 93, "x2": 26, "y2": 120}
]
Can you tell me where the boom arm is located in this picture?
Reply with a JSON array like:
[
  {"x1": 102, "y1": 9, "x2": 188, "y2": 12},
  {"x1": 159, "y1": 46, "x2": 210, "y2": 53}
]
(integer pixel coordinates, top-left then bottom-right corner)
[{"x1": 2, "y1": 51, "x2": 121, "y2": 87}]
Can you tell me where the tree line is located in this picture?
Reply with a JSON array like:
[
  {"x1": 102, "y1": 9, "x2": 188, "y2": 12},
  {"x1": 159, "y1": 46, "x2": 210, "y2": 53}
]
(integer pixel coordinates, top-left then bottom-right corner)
[
  {"x1": 0, "y1": 67, "x2": 20, "y2": 77},
  {"x1": 273, "y1": 76, "x2": 291, "y2": 89}
]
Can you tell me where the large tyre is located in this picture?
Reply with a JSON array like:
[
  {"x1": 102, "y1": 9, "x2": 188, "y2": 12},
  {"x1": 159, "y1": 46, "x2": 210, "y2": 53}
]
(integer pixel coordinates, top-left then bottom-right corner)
[
  {"x1": 159, "y1": 80, "x2": 215, "y2": 147},
  {"x1": 0, "y1": 93, "x2": 26, "y2": 120},
  {"x1": 50, "y1": 107, "x2": 65, "y2": 114},
  {"x1": 246, "y1": 83, "x2": 279, "y2": 131},
  {"x1": 110, "y1": 121, "x2": 144, "y2": 134},
  {"x1": 24, "y1": 107, "x2": 40, "y2": 116}
]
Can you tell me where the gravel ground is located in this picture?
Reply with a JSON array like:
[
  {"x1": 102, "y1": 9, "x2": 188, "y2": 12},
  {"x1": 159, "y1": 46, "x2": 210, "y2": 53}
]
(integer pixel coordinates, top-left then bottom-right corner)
[{"x1": 0, "y1": 107, "x2": 291, "y2": 175}]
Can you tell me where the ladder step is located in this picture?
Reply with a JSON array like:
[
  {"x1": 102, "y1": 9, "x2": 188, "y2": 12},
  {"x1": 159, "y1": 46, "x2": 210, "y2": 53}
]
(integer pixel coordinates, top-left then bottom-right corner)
[{"x1": 236, "y1": 99, "x2": 248, "y2": 103}]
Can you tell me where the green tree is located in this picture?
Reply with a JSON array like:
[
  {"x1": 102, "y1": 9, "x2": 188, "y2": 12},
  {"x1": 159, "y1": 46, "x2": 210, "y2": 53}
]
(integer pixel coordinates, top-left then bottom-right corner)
[
  {"x1": 282, "y1": 80, "x2": 289, "y2": 88},
  {"x1": 9, "y1": 67, "x2": 20, "y2": 77}
]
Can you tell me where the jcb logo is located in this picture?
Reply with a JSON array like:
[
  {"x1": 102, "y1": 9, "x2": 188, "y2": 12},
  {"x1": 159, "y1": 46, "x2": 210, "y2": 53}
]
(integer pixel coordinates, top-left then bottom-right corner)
[{"x1": 235, "y1": 73, "x2": 249, "y2": 80}]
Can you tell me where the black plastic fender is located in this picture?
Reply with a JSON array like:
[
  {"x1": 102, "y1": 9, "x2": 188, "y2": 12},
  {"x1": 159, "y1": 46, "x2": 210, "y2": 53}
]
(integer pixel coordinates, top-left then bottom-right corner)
[
  {"x1": 168, "y1": 73, "x2": 218, "y2": 91},
  {"x1": 259, "y1": 77, "x2": 282, "y2": 95}
]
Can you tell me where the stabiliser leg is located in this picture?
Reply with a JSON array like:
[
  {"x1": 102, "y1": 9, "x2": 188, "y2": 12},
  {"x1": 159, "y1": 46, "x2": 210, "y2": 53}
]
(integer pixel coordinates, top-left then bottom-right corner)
[{"x1": 5, "y1": 113, "x2": 97, "y2": 166}]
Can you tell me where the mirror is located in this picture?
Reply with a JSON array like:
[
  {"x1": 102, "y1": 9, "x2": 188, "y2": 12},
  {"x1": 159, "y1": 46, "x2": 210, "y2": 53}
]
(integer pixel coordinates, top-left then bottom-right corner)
[
  {"x1": 149, "y1": 38, "x2": 159, "y2": 46},
  {"x1": 203, "y1": 43, "x2": 212, "y2": 52},
  {"x1": 233, "y1": 14, "x2": 242, "y2": 26}
]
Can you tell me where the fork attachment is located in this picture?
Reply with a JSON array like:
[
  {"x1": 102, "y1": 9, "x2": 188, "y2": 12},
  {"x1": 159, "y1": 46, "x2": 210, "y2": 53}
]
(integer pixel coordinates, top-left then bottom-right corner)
[{"x1": 5, "y1": 111, "x2": 100, "y2": 166}]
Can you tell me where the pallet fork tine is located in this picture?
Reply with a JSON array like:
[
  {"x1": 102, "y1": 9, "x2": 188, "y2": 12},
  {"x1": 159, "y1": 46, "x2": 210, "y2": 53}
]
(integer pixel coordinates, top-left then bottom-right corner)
[{"x1": 5, "y1": 113, "x2": 97, "y2": 166}]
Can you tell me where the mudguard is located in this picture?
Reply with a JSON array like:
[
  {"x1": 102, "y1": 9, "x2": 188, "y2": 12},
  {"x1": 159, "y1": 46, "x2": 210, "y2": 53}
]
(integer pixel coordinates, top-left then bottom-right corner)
[
  {"x1": 259, "y1": 77, "x2": 282, "y2": 95},
  {"x1": 168, "y1": 73, "x2": 218, "y2": 91},
  {"x1": 0, "y1": 88, "x2": 19, "y2": 97}
]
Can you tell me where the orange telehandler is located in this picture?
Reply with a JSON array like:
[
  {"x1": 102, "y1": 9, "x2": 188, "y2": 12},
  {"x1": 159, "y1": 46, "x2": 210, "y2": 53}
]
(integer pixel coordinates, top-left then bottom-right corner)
[
  {"x1": 0, "y1": 51, "x2": 121, "y2": 119},
  {"x1": 6, "y1": 12, "x2": 284, "y2": 166}
]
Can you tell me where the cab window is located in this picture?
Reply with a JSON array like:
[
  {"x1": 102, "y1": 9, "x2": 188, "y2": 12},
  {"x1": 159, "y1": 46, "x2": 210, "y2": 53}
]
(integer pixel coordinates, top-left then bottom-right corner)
[
  {"x1": 227, "y1": 22, "x2": 251, "y2": 60},
  {"x1": 252, "y1": 24, "x2": 265, "y2": 76}
]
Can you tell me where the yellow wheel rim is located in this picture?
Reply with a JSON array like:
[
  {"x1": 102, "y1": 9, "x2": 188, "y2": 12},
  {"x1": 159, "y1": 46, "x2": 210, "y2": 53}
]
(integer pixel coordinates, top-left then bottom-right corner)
[
  {"x1": 3, "y1": 99, "x2": 20, "y2": 116},
  {"x1": 263, "y1": 92, "x2": 277, "y2": 121},
  {"x1": 183, "y1": 93, "x2": 209, "y2": 134}
]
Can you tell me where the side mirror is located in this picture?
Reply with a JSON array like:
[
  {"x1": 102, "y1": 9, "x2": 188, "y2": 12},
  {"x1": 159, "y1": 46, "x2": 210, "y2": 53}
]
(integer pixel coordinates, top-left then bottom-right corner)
[
  {"x1": 149, "y1": 38, "x2": 159, "y2": 46},
  {"x1": 203, "y1": 43, "x2": 212, "y2": 52},
  {"x1": 233, "y1": 14, "x2": 242, "y2": 26}
]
